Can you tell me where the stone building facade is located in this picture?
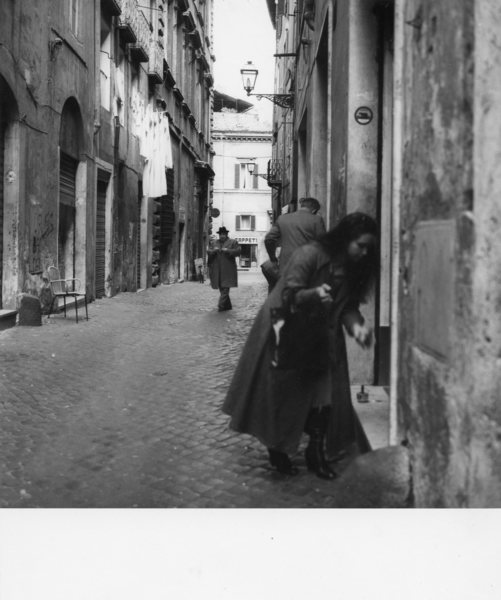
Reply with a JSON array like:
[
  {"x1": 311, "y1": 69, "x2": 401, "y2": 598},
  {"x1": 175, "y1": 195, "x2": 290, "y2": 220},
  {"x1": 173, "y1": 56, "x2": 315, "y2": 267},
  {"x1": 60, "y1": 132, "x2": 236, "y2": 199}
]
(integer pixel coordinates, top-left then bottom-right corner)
[
  {"x1": 0, "y1": 0, "x2": 214, "y2": 321},
  {"x1": 395, "y1": 0, "x2": 501, "y2": 508},
  {"x1": 266, "y1": 0, "x2": 392, "y2": 387},
  {"x1": 211, "y1": 108, "x2": 273, "y2": 270},
  {"x1": 266, "y1": 0, "x2": 501, "y2": 506}
]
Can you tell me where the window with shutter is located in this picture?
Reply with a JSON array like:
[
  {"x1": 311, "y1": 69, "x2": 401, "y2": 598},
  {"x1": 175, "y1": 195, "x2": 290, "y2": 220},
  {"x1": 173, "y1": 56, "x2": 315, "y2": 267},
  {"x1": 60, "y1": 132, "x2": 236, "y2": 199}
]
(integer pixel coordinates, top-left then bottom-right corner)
[
  {"x1": 234, "y1": 164, "x2": 240, "y2": 189},
  {"x1": 253, "y1": 164, "x2": 259, "y2": 189},
  {"x1": 236, "y1": 215, "x2": 241, "y2": 230},
  {"x1": 238, "y1": 215, "x2": 254, "y2": 230}
]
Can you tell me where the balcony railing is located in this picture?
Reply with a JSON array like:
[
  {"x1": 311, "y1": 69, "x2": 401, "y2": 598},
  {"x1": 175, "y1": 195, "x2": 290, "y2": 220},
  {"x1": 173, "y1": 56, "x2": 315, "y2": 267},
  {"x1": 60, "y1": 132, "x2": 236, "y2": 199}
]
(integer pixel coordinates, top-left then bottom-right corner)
[
  {"x1": 117, "y1": 0, "x2": 150, "y2": 62},
  {"x1": 148, "y1": 40, "x2": 164, "y2": 83},
  {"x1": 129, "y1": 7, "x2": 150, "y2": 62},
  {"x1": 267, "y1": 159, "x2": 283, "y2": 188}
]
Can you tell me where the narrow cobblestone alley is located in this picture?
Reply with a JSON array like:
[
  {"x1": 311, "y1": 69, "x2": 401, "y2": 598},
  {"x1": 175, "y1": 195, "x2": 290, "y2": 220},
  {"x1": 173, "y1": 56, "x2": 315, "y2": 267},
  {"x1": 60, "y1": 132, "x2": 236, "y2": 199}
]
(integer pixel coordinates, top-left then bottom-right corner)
[{"x1": 0, "y1": 272, "x2": 407, "y2": 508}]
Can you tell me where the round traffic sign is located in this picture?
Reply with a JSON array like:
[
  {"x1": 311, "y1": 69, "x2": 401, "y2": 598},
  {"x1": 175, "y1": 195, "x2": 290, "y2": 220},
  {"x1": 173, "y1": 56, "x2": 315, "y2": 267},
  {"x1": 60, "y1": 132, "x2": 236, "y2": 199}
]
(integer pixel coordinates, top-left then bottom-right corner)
[{"x1": 354, "y1": 106, "x2": 373, "y2": 125}]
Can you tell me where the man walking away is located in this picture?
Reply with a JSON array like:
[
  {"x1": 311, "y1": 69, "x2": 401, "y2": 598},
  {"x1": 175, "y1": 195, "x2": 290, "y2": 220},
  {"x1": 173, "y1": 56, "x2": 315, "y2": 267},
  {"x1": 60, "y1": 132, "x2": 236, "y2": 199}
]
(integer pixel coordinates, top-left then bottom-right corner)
[
  {"x1": 264, "y1": 197, "x2": 326, "y2": 274},
  {"x1": 208, "y1": 226, "x2": 241, "y2": 311}
]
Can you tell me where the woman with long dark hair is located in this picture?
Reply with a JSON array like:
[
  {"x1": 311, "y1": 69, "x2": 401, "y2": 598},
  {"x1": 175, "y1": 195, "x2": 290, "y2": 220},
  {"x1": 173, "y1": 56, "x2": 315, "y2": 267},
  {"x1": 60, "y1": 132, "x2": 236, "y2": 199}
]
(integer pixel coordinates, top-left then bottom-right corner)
[{"x1": 222, "y1": 212, "x2": 379, "y2": 479}]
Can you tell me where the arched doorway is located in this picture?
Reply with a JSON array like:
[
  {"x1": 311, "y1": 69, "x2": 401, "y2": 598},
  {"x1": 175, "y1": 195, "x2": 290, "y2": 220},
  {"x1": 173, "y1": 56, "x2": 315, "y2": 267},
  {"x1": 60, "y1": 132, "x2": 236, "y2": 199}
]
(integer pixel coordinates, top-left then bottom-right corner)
[
  {"x1": 0, "y1": 75, "x2": 20, "y2": 309},
  {"x1": 59, "y1": 98, "x2": 85, "y2": 281}
]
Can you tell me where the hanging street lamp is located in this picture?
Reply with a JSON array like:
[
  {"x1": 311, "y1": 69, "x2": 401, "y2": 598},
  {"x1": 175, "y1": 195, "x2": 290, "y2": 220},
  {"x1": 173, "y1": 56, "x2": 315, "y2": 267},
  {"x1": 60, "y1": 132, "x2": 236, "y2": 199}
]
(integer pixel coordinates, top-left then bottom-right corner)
[{"x1": 240, "y1": 61, "x2": 294, "y2": 109}]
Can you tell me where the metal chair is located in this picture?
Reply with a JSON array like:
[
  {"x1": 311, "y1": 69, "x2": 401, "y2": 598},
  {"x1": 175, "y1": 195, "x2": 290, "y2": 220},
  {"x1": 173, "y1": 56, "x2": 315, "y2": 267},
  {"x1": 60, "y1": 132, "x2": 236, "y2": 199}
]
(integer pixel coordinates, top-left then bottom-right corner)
[{"x1": 47, "y1": 266, "x2": 88, "y2": 323}]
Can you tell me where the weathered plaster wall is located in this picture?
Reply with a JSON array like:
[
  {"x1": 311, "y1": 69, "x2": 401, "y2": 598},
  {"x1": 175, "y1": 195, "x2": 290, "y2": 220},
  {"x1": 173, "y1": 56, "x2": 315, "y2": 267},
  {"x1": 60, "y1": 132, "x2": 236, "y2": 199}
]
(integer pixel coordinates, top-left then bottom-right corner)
[
  {"x1": 0, "y1": 1, "x2": 95, "y2": 306},
  {"x1": 468, "y1": 0, "x2": 501, "y2": 506},
  {"x1": 344, "y1": 0, "x2": 380, "y2": 385},
  {"x1": 2, "y1": 0, "x2": 214, "y2": 305},
  {"x1": 290, "y1": 0, "x2": 380, "y2": 384},
  {"x1": 396, "y1": 0, "x2": 500, "y2": 506},
  {"x1": 293, "y1": 2, "x2": 331, "y2": 216},
  {"x1": 162, "y1": 136, "x2": 181, "y2": 284},
  {"x1": 270, "y1": 2, "x2": 295, "y2": 210},
  {"x1": 329, "y1": 0, "x2": 350, "y2": 226},
  {"x1": 109, "y1": 66, "x2": 145, "y2": 295},
  {"x1": 112, "y1": 164, "x2": 140, "y2": 294},
  {"x1": 346, "y1": 0, "x2": 379, "y2": 217}
]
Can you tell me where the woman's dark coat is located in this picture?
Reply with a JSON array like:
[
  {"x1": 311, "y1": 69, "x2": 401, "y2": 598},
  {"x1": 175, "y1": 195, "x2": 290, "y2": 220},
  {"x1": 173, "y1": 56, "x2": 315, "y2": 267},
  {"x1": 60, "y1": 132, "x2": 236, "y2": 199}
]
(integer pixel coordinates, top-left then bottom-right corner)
[
  {"x1": 208, "y1": 238, "x2": 241, "y2": 289},
  {"x1": 222, "y1": 242, "x2": 370, "y2": 458}
]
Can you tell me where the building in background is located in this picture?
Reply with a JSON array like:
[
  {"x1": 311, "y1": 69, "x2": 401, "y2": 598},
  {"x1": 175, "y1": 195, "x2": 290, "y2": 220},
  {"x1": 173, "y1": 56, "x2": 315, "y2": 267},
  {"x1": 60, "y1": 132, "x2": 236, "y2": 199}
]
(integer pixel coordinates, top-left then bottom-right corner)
[
  {"x1": 211, "y1": 100, "x2": 272, "y2": 270},
  {"x1": 0, "y1": 0, "x2": 214, "y2": 326},
  {"x1": 265, "y1": 0, "x2": 501, "y2": 507}
]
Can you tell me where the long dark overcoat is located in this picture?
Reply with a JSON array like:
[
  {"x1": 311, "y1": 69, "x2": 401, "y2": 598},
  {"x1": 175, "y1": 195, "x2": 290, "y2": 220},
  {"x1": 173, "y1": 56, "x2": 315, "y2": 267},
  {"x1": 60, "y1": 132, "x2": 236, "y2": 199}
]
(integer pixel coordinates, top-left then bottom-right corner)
[
  {"x1": 222, "y1": 242, "x2": 370, "y2": 458},
  {"x1": 265, "y1": 209, "x2": 326, "y2": 271},
  {"x1": 208, "y1": 238, "x2": 241, "y2": 289}
]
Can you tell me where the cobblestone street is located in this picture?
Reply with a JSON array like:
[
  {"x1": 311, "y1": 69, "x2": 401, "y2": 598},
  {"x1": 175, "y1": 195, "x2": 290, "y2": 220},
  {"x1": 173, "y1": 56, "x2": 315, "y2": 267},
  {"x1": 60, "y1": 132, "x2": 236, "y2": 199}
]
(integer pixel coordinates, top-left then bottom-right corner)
[{"x1": 0, "y1": 272, "x2": 407, "y2": 508}]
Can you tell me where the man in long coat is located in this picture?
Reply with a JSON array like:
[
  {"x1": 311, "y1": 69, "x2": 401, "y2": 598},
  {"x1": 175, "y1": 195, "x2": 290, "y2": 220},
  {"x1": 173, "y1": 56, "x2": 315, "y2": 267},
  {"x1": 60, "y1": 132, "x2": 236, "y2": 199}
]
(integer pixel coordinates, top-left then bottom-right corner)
[
  {"x1": 264, "y1": 197, "x2": 326, "y2": 273},
  {"x1": 208, "y1": 226, "x2": 241, "y2": 311}
]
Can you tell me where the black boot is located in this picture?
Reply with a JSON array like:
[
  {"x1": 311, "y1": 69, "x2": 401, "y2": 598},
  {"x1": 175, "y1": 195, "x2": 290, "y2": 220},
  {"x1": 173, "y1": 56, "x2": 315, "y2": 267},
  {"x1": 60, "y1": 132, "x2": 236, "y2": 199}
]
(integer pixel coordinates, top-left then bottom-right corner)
[
  {"x1": 268, "y1": 449, "x2": 299, "y2": 476},
  {"x1": 304, "y1": 408, "x2": 337, "y2": 480}
]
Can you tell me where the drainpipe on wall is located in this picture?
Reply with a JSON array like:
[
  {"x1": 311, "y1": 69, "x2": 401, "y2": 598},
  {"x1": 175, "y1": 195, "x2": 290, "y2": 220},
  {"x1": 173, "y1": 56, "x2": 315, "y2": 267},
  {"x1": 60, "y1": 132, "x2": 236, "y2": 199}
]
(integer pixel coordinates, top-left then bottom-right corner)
[
  {"x1": 389, "y1": 0, "x2": 404, "y2": 445},
  {"x1": 94, "y1": 0, "x2": 100, "y2": 138}
]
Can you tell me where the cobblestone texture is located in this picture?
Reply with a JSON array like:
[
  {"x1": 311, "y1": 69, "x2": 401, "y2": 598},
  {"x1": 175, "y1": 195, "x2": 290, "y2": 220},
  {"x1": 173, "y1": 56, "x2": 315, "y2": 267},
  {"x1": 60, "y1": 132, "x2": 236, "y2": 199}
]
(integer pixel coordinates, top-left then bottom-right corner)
[{"x1": 0, "y1": 272, "x2": 408, "y2": 507}]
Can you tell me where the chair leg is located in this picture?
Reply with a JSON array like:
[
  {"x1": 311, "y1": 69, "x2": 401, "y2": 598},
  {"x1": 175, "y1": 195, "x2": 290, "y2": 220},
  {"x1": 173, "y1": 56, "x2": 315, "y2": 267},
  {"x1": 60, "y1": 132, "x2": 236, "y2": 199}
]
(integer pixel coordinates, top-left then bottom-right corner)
[
  {"x1": 63, "y1": 297, "x2": 67, "y2": 318},
  {"x1": 48, "y1": 296, "x2": 56, "y2": 319},
  {"x1": 84, "y1": 295, "x2": 88, "y2": 321},
  {"x1": 75, "y1": 297, "x2": 79, "y2": 323}
]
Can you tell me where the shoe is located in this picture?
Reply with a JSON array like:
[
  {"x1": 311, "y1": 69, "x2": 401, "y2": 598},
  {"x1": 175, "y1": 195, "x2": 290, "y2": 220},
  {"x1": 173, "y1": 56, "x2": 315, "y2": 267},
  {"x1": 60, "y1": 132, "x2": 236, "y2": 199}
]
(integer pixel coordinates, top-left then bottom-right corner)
[
  {"x1": 304, "y1": 408, "x2": 337, "y2": 480},
  {"x1": 268, "y1": 449, "x2": 299, "y2": 476},
  {"x1": 305, "y1": 443, "x2": 337, "y2": 479}
]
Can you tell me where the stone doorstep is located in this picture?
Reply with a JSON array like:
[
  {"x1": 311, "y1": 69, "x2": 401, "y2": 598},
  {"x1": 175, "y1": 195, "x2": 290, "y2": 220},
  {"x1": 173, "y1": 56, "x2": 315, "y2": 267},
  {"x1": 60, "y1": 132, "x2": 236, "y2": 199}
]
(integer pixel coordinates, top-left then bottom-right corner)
[
  {"x1": 351, "y1": 385, "x2": 390, "y2": 451},
  {"x1": 0, "y1": 309, "x2": 18, "y2": 331}
]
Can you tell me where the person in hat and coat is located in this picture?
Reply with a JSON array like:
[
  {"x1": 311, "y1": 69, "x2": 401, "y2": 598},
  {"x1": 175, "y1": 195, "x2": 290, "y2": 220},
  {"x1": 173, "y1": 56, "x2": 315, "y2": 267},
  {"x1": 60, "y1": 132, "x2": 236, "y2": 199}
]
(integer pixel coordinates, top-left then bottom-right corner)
[{"x1": 208, "y1": 226, "x2": 241, "y2": 311}]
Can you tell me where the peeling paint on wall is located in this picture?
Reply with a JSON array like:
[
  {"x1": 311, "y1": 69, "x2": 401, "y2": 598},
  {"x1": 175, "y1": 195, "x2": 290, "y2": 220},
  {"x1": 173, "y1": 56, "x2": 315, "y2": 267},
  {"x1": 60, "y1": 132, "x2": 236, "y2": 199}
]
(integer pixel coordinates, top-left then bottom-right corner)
[{"x1": 399, "y1": 0, "x2": 501, "y2": 507}]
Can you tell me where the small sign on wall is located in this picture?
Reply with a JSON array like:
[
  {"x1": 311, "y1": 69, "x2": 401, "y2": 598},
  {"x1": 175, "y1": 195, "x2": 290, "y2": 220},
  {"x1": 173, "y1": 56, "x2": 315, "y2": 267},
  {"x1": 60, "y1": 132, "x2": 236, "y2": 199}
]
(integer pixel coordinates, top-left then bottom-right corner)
[
  {"x1": 414, "y1": 220, "x2": 455, "y2": 360},
  {"x1": 235, "y1": 237, "x2": 258, "y2": 244},
  {"x1": 354, "y1": 106, "x2": 373, "y2": 125}
]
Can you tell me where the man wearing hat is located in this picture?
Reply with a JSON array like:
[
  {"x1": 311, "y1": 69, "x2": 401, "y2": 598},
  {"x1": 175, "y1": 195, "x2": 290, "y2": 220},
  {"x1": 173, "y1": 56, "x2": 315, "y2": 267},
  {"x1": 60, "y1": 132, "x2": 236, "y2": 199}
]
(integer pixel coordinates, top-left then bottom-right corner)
[{"x1": 207, "y1": 226, "x2": 241, "y2": 311}]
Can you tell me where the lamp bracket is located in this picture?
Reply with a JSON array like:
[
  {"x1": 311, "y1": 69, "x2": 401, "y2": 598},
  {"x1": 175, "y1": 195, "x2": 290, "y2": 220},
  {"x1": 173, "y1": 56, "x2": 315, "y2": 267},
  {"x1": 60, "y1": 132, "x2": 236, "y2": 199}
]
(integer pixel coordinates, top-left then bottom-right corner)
[{"x1": 248, "y1": 93, "x2": 294, "y2": 109}]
